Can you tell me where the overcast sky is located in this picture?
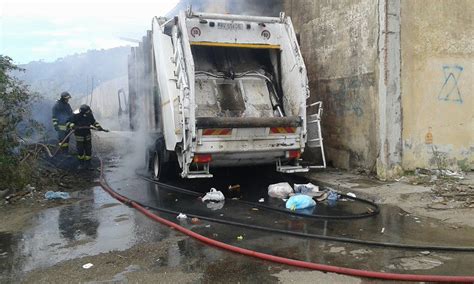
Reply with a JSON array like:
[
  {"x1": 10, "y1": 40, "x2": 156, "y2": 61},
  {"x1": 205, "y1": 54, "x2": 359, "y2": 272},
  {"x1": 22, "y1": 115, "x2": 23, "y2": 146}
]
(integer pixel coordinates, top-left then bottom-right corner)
[{"x1": 1, "y1": 0, "x2": 179, "y2": 64}]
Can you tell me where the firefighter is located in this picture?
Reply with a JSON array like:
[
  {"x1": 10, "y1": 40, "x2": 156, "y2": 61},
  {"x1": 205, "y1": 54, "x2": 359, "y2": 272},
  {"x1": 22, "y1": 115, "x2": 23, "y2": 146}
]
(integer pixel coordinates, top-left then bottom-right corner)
[
  {"x1": 67, "y1": 104, "x2": 107, "y2": 169},
  {"x1": 52, "y1": 92, "x2": 73, "y2": 153}
]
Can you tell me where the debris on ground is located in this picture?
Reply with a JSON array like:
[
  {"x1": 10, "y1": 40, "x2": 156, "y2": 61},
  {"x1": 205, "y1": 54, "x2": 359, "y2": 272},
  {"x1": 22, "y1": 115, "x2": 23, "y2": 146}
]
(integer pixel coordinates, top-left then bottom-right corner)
[
  {"x1": 236, "y1": 235, "x2": 244, "y2": 241},
  {"x1": 206, "y1": 201, "x2": 225, "y2": 211},
  {"x1": 285, "y1": 195, "x2": 316, "y2": 211},
  {"x1": 268, "y1": 182, "x2": 293, "y2": 198},
  {"x1": 258, "y1": 198, "x2": 264, "y2": 203},
  {"x1": 293, "y1": 183, "x2": 320, "y2": 196},
  {"x1": 191, "y1": 217, "x2": 200, "y2": 224},
  {"x1": 202, "y1": 188, "x2": 225, "y2": 202},
  {"x1": 315, "y1": 192, "x2": 328, "y2": 202},
  {"x1": 346, "y1": 192, "x2": 356, "y2": 198},
  {"x1": 227, "y1": 184, "x2": 241, "y2": 198},
  {"x1": 176, "y1": 213, "x2": 187, "y2": 219},
  {"x1": 44, "y1": 191, "x2": 71, "y2": 200},
  {"x1": 82, "y1": 263, "x2": 93, "y2": 269},
  {"x1": 428, "y1": 182, "x2": 474, "y2": 210},
  {"x1": 327, "y1": 191, "x2": 339, "y2": 201}
]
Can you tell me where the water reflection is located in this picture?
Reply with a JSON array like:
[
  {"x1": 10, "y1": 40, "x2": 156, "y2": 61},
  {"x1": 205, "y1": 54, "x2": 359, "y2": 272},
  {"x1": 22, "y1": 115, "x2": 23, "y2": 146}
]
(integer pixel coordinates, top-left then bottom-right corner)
[{"x1": 58, "y1": 191, "x2": 99, "y2": 241}]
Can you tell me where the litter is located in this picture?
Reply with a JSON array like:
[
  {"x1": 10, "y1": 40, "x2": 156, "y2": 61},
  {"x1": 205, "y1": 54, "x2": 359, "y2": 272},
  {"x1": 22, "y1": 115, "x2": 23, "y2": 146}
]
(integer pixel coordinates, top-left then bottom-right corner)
[
  {"x1": 228, "y1": 184, "x2": 241, "y2": 191},
  {"x1": 176, "y1": 213, "x2": 187, "y2": 219},
  {"x1": 285, "y1": 195, "x2": 316, "y2": 211},
  {"x1": 44, "y1": 191, "x2": 70, "y2": 200},
  {"x1": 294, "y1": 183, "x2": 320, "y2": 196},
  {"x1": 82, "y1": 263, "x2": 93, "y2": 269},
  {"x1": 202, "y1": 188, "x2": 225, "y2": 202},
  {"x1": 207, "y1": 201, "x2": 225, "y2": 211},
  {"x1": 327, "y1": 191, "x2": 339, "y2": 201},
  {"x1": 268, "y1": 182, "x2": 293, "y2": 198},
  {"x1": 315, "y1": 192, "x2": 328, "y2": 202},
  {"x1": 191, "y1": 217, "x2": 200, "y2": 224},
  {"x1": 420, "y1": 251, "x2": 431, "y2": 255},
  {"x1": 237, "y1": 235, "x2": 244, "y2": 241},
  {"x1": 381, "y1": 227, "x2": 385, "y2": 234},
  {"x1": 347, "y1": 192, "x2": 356, "y2": 198},
  {"x1": 258, "y1": 198, "x2": 264, "y2": 203},
  {"x1": 327, "y1": 191, "x2": 339, "y2": 206}
]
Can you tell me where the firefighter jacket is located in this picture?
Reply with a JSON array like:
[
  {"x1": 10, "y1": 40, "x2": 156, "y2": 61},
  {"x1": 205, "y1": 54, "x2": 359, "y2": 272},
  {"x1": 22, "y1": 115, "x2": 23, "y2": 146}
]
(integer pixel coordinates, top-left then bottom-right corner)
[
  {"x1": 52, "y1": 100, "x2": 73, "y2": 130},
  {"x1": 68, "y1": 112, "x2": 102, "y2": 136}
]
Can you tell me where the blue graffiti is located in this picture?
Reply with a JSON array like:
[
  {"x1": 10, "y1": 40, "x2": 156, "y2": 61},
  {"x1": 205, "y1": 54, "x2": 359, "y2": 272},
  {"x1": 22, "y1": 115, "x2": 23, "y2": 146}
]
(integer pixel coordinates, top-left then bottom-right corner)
[{"x1": 438, "y1": 65, "x2": 463, "y2": 104}]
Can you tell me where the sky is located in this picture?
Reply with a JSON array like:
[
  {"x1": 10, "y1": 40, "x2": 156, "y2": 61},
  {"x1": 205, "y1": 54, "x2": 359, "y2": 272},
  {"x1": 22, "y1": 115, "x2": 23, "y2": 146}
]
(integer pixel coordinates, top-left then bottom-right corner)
[{"x1": 0, "y1": 0, "x2": 179, "y2": 64}]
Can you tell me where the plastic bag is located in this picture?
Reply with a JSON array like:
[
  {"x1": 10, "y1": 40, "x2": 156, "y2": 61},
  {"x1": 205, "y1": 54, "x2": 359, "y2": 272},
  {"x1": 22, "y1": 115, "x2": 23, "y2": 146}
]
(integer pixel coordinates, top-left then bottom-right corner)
[
  {"x1": 268, "y1": 182, "x2": 293, "y2": 198},
  {"x1": 285, "y1": 195, "x2": 316, "y2": 210},
  {"x1": 44, "y1": 191, "x2": 70, "y2": 200},
  {"x1": 202, "y1": 188, "x2": 225, "y2": 202},
  {"x1": 294, "y1": 183, "x2": 319, "y2": 196}
]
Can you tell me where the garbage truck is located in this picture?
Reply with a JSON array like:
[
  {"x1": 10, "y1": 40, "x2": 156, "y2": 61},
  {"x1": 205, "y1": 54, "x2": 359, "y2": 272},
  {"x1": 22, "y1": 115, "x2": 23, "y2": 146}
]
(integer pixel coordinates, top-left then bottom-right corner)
[{"x1": 128, "y1": 9, "x2": 326, "y2": 179}]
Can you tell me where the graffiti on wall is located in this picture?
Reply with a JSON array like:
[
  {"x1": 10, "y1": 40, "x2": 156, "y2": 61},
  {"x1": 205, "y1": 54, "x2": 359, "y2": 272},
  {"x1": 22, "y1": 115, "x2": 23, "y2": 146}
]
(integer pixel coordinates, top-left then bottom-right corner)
[{"x1": 438, "y1": 65, "x2": 463, "y2": 104}]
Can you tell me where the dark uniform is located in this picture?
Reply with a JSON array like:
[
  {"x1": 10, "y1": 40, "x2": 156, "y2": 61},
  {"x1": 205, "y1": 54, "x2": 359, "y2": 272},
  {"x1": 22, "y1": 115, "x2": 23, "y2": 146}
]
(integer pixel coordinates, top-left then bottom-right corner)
[
  {"x1": 52, "y1": 92, "x2": 73, "y2": 152},
  {"x1": 67, "y1": 104, "x2": 103, "y2": 167}
]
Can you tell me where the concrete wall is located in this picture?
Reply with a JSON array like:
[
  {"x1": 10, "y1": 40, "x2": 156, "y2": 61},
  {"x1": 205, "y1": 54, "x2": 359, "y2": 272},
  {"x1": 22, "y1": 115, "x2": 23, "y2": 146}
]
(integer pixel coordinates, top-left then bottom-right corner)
[
  {"x1": 400, "y1": 0, "x2": 474, "y2": 171},
  {"x1": 284, "y1": 0, "x2": 380, "y2": 170}
]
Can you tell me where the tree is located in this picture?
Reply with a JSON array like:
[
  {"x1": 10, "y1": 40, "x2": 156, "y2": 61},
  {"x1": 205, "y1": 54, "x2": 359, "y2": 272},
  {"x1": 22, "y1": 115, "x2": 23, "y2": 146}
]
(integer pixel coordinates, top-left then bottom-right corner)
[{"x1": 0, "y1": 55, "x2": 41, "y2": 191}]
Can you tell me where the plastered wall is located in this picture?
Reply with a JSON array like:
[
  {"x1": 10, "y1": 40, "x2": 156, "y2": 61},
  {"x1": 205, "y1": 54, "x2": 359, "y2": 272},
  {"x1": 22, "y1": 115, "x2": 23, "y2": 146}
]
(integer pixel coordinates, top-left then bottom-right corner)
[
  {"x1": 401, "y1": 0, "x2": 473, "y2": 171},
  {"x1": 284, "y1": 0, "x2": 380, "y2": 170}
]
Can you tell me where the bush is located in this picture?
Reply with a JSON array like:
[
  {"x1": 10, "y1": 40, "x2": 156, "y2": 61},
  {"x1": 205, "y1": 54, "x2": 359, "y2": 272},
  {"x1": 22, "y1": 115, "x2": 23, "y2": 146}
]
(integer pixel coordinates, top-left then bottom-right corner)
[{"x1": 0, "y1": 55, "x2": 41, "y2": 191}]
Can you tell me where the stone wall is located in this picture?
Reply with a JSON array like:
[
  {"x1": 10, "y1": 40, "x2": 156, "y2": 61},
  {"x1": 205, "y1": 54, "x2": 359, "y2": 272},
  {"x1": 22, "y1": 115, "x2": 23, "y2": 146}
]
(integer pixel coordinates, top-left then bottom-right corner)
[
  {"x1": 400, "y1": 0, "x2": 473, "y2": 171},
  {"x1": 284, "y1": 0, "x2": 380, "y2": 170}
]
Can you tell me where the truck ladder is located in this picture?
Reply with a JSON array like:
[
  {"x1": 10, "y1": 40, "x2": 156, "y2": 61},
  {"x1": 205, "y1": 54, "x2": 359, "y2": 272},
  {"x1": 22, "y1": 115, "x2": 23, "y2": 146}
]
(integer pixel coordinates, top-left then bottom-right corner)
[{"x1": 306, "y1": 101, "x2": 326, "y2": 169}]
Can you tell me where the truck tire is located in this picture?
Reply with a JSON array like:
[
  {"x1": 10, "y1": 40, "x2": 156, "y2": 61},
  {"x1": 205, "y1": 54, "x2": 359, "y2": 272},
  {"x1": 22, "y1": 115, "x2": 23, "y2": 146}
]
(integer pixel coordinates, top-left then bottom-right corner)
[
  {"x1": 150, "y1": 139, "x2": 177, "y2": 181},
  {"x1": 152, "y1": 151, "x2": 163, "y2": 181}
]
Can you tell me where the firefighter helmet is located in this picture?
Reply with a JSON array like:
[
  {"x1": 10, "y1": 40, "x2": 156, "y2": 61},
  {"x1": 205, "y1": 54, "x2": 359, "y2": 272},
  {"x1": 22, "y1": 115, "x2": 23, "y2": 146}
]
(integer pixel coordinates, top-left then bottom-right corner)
[
  {"x1": 79, "y1": 104, "x2": 91, "y2": 114},
  {"x1": 60, "y1": 91, "x2": 71, "y2": 100}
]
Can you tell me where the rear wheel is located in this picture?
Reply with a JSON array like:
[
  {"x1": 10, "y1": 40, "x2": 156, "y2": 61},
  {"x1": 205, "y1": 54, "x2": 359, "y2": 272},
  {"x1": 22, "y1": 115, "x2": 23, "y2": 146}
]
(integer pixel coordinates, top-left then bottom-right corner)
[{"x1": 152, "y1": 151, "x2": 162, "y2": 180}]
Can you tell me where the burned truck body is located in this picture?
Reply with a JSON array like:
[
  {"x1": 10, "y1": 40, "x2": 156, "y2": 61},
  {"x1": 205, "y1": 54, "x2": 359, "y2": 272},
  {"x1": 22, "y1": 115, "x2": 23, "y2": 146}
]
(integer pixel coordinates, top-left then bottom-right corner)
[{"x1": 128, "y1": 10, "x2": 325, "y2": 179}]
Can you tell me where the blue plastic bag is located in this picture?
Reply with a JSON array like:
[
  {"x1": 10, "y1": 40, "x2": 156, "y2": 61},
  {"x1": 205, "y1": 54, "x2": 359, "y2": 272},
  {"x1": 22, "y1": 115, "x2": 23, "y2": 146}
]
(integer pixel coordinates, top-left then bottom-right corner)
[
  {"x1": 286, "y1": 195, "x2": 316, "y2": 210},
  {"x1": 44, "y1": 191, "x2": 70, "y2": 200}
]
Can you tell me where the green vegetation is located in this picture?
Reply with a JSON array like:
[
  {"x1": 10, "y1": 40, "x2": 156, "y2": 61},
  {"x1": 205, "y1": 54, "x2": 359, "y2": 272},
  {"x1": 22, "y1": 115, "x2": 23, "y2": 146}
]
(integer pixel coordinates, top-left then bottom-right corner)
[{"x1": 0, "y1": 55, "x2": 41, "y2": 191}]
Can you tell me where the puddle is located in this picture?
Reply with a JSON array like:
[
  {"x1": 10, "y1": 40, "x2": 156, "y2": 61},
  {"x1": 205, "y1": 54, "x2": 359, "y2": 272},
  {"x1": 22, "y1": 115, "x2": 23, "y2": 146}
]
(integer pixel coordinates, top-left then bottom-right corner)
[{"x1": 2, "y1": 165, "x2": 474, "y2": 281}]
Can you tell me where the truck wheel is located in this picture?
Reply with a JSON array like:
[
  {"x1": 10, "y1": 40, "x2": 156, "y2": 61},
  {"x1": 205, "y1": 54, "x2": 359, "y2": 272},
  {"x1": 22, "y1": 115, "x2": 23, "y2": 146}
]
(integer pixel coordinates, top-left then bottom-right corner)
[{"x1": 152, "y1": 151, "x2": 162, "y2": 180}]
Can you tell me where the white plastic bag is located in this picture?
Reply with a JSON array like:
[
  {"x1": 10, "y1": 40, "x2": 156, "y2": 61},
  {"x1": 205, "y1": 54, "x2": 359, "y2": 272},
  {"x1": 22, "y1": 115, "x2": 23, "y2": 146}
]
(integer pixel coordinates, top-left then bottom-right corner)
[
  {"x1": 293, "y1": 183, "x2": 320, "y2": 196},
  {"x1": 268, "y1": 182, "x2": 294, "y2": 198},
  {"x1": 202, "y1": 188, "x2": 225, "y2": 202}
]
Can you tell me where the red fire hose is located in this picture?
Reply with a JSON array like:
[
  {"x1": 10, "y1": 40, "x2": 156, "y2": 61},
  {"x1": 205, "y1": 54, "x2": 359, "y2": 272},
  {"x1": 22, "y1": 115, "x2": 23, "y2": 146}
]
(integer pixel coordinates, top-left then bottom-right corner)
[{"x1": 98, "y1": 159, "x2": 474, "y2": 282}]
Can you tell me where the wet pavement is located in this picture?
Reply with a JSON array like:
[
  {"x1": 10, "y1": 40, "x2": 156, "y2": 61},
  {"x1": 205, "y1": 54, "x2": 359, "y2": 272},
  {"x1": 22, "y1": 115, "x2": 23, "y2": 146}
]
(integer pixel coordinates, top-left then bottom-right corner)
[{"x1": 1, "y1": 156, "x2": 474, "y2": 282}]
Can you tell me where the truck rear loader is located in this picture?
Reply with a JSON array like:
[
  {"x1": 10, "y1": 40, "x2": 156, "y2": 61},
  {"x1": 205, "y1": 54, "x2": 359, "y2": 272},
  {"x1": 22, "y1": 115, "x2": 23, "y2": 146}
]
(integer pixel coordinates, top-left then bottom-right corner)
[{"x1": 128, "y1": 9, "x2": 326, "y2": 179}]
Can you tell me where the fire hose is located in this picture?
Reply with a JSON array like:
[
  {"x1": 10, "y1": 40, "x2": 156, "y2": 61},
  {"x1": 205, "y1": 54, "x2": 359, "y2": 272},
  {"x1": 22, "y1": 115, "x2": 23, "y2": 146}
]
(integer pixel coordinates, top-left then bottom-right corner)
[
  {"x1": 99, "y1": 159, "x2": 474, "y2": 282},
  {"x1": 37, "y1": 127, "x2": 109, "y2": 158}
]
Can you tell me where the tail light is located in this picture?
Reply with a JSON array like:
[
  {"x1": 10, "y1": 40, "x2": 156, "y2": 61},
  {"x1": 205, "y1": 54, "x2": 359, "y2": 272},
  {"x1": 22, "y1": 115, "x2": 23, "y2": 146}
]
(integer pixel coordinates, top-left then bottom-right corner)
[
  {"x1": 286, "y1": 150, "x2": 301, "y2": 159},
  {"x1": 193, "y1": 154, "x2": 212, "y2": 163},
  {"x1": 270, "y1": 127, "x2": 296, "y2": 134}
]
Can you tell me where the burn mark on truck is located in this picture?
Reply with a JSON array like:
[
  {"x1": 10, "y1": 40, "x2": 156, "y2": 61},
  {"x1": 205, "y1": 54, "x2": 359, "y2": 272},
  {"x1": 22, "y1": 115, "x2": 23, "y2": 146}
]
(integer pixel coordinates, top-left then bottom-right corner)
[{"x1": 216, "y1": 83, "x2": 246, "y2": 117}]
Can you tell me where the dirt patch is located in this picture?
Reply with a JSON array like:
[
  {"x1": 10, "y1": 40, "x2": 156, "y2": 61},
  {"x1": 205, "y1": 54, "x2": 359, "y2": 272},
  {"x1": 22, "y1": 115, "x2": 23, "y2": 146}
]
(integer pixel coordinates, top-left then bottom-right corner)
[
  {"x1": 304, "y1": 170, "x2": 474, "y2": 227},
  {"x1": 20, "y1": 237, "x2": 203, "y2": 284}
]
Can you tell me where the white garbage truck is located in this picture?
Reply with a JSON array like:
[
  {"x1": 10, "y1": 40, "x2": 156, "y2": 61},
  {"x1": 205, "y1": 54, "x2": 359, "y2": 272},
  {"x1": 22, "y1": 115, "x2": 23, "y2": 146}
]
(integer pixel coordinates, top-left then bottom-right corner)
[{"x1": 128, "y1": 9, "x2": 326, "y2": 179}]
